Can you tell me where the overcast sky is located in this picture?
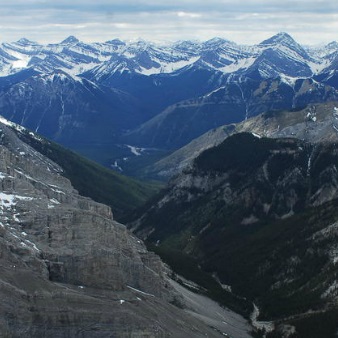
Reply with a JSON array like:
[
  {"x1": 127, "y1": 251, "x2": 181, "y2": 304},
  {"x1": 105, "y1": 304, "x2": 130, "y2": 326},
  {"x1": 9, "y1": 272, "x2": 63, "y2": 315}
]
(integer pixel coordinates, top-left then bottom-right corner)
[{"x1": 1, "y1": 0, "x2": 337, "y2": 45}]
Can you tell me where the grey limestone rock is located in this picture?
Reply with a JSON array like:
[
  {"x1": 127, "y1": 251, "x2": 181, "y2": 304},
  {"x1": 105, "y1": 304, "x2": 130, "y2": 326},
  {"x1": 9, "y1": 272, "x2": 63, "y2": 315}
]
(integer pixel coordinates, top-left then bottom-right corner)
[{"x1": 0, "y1": 123, "x2": 230, "y2": 337}]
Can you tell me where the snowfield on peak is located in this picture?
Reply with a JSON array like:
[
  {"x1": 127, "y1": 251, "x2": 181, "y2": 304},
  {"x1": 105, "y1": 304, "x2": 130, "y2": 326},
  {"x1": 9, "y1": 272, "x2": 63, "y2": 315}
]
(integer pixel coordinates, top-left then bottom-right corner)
[{"x1": 0, "y1": 33, "x2": 337, "y2": 79}]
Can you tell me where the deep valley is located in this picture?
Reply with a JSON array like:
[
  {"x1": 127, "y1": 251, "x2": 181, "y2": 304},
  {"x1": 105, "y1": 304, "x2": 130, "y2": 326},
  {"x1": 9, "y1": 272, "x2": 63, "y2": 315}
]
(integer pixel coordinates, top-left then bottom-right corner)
[{"x1": 1, "y1": 32, "x2": 338, "y2": 337}]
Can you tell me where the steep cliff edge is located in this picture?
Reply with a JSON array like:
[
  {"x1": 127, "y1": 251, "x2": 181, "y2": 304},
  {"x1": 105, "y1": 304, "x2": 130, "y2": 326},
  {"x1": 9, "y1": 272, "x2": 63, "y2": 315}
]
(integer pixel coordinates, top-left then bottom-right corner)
[{"x1": 0, "y1": 122, "x2": 251, "y2": 337}]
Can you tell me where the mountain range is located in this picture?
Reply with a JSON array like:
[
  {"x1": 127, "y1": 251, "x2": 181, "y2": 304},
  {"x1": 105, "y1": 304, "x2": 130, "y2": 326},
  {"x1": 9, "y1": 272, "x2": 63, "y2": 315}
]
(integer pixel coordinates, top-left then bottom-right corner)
[
  {"x1": 0, "y1": 33, "x2": 335, "y2": 79},
  {"x1": 2, "y1": 32, "x2": 338, "y2": 337},
  {"x1": 1, "y1": 33, "x2": 338, "y2": 175}
]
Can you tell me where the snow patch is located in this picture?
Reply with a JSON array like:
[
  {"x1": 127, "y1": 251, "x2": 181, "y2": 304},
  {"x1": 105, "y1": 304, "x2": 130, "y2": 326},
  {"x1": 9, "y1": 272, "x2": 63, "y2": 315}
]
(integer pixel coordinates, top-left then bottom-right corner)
[
  {"x1": 220, "y1": 57, "x2": 256, "y2": 73},
  {"x1": 24, "y1": 239, "x2": 40, "y2": 252},
  {"x1": 308, "y1": 60, "x2": 330, "y2": 74},
  {"x1": 48, "y1": 186, "x2": 65, "y2": 195},
  {"x1": 14, "y1": 169, "x2": 34, "y2": 181},
  {"x1": 28, "y1": 131, "x2": 43, "y2": 142},
  {"x1": 125, "y1": 145, "x2": 145, "y2": 156},
  {"x1": 49, "y1": 198, "x2": 60, "y2": 205},
  {"x1": 280, "y1": 75, "x2": 301, "y2": 87},
  {"x1": 136, "y1": 57, "x2": 200, "y2": 75},
  {"x1": 111, "y1": 161, "x2": 123, "y2": 172},
  {"x1": 12, "y1": 59, "x2": 29, "y2": 69},
  {"x1": 0, "y1": 192, "x2": 34, "y2": 210},
  {"x1": 0, "y1": 116, "x2": 25, "y2": 133},
  {"x1": 13, "y1": 213, "x2": 20, "y2": 222},
  {"x1": 251, "y1": 132, "x2": 261, "y2": 139},
  {"x1": 48, "y1": 198, "x2": 60, "y2": 209},
  {"x1": 205, "y1": 86, "x2": 226, "y2": 98}
]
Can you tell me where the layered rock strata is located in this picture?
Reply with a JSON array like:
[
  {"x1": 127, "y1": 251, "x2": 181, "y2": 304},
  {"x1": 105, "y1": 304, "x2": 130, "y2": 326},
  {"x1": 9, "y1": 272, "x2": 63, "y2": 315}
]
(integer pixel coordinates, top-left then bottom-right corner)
[{"x1": 0, "y1": 123, "x2": 239, "y2": 337}]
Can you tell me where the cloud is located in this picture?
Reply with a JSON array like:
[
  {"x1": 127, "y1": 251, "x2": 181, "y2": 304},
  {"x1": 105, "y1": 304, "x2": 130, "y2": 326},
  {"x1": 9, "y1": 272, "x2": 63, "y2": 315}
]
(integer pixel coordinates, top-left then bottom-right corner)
[
  {"x1": 0, "y1": 1, "x2": 337, "y2": 45},
  {"x1": 177, "y1": 12, "x2": 202, "y2": 18}
]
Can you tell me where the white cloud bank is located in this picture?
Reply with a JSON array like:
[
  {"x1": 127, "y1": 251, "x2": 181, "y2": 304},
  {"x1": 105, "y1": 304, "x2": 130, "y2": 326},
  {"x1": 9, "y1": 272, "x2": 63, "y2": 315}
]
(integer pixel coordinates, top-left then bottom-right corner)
[{"x1": 0, "y1": 1, "x2": 337, "y2": 45}]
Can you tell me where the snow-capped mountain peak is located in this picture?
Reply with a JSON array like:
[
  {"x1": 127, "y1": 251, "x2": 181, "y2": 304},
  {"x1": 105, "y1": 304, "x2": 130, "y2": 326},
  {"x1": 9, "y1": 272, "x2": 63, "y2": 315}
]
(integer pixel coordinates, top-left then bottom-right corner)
[
  {"x1": 326, "y1": 41, "x2": 338, "y2": 50},
  {"x1": 203, "y1": 37, "x2": 235, "y2": 48},
  {"x1": 0, "y1": 33, "x2": 336, "y2": 79},
  {"x1": 259, "y1": 32, "x2": 310, "y2": 60},
  {"x1": 61, "y1": 36, "x2": 80, "y2": 45},
  {"x1": 16, "y1": 38, "x2": 38, "y2": 46},
  {"x1": 260, "y1": 32, "x2": 295, "y2": 45}
]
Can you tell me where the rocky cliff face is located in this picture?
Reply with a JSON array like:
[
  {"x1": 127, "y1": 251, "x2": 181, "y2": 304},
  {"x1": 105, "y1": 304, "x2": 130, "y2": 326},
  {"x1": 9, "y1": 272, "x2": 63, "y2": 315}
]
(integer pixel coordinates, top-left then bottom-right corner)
[{"x1": 0, "y1": 122, "x2": 241, "y2": 337}]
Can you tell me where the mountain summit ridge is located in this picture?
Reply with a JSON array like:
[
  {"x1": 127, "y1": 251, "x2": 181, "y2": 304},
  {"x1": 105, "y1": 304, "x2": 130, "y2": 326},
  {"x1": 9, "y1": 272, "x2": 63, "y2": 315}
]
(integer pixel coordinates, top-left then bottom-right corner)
[{"x1": 0, "y1": 32, "x2": 336, "y2": 78}]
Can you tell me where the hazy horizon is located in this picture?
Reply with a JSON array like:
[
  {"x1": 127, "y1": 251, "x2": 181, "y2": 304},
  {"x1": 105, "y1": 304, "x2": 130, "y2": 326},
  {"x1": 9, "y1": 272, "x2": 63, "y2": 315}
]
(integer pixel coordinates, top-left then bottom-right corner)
[{"x1": 0, "y1": 1, "x2": 337, "y2": 46}]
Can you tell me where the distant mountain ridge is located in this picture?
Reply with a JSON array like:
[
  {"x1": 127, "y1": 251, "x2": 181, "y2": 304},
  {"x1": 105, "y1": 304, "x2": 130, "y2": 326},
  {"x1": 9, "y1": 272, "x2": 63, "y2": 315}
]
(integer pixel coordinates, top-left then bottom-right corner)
[
  {"x1": 0, "y1": 32, "x2": 335, "y2": 78},
  {"x1": 1, "y1": 32, "x2": 338, "y2": 175},
  {"x1": 123, "y1": 78, "x2": 338, "y2": 150},
  {"x1": 146, "y1": 101, "x2": 338, "y2": 179}
]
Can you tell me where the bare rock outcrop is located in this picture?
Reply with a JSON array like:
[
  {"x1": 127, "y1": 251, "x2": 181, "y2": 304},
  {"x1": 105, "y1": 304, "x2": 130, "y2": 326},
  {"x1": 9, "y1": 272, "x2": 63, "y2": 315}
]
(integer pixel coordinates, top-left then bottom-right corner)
[{"x1": 0, "y1": 123, "x2": 232, "y2": 337}]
